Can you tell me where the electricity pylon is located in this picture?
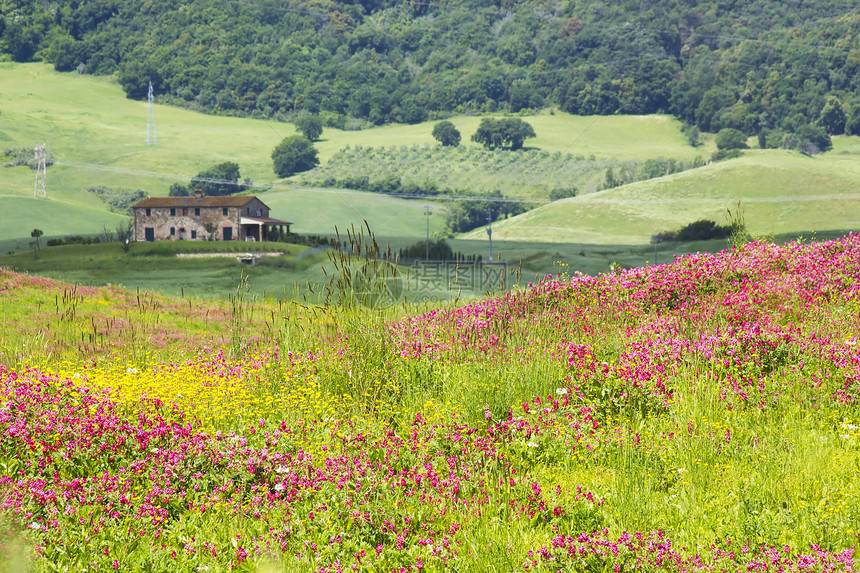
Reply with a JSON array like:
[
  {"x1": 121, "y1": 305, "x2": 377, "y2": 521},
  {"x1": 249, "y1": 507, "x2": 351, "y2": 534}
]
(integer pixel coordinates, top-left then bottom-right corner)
[
  {"x1": 146, "y1": 81, "x2": 157, "y2": 145},
  {"x1": 34, "y1": 143, "x2": 47, "y2": 198}
]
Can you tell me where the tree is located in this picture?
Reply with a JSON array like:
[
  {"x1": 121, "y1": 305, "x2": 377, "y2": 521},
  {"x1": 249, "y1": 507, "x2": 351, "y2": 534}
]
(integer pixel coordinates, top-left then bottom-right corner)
[
  {"x1": 819, "y1": 97, "x2": 846, "y2": 135},
  {"x1": 116, "y1": 220, "x2": 133, "y2": 252},
  {"x1": 549, "y1": 187, "x2": 577, "y2": 201},
  {"x1": 471, "y1": 118, "x2": 536, "y2": 150},
  {"x1": 30, "y1": 228, "x2": 43, "y2": 258},
  {"x1": 190, "y1": 162, "x2": 247, "y2": 196},
  {"x1": 444, "y1": 191, "x2": 526, "y2": 233},
  {"x1": 681, "y1": 123, "x2": 701, "y2": 147},
  {"x1": 795, "y1": 124, "x2": 832, "y2": 154},
  {"x1": 714, "y1": 128, "x2": 749, "y2": 150},
  {"x1": 169, "y1": 183, "x2": 189, "y2": 196},
  {"x1": 272, "y1": 135, "x2": 319, "y2": 178},
  {"x1": 432, "y1": 121, "x2": 461, "y2": 147},
  {"x1": 30, "y1": 228, "x2": 43, "y2": 249},
  {"x1": 294, "y1": 112, "x2": 323, "y2": 141},
  {"x1": 845, "y1": 105, "x2": 860, "y2": 136},
  {"x1": 603, "y1": 168, "x2": 620, "y2": 190},
  {"x1": 499, "y1": 118, "x2": 536, "y2": 150}
]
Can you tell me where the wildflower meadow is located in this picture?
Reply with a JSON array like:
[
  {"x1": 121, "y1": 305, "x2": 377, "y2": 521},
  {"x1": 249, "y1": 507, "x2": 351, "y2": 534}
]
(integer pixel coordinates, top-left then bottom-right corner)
[{"x1": 1, "y1": 235, "x2": 859, "y2": 572}]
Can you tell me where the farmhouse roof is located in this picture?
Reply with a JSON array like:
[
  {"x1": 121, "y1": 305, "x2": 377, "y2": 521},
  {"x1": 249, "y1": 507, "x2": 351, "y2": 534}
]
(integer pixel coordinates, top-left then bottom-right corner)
[
  {"x1": 241, "y1": 216, "x2": 293, "y2": 226},
  {"x1": 132, "y1": 196, "x2": 261, "y2": 208}
]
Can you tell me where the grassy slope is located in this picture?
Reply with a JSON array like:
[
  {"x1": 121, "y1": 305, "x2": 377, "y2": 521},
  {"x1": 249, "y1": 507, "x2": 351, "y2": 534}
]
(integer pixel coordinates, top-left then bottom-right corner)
[
  {"x1": 1, "y1": 63, "x2": 702, "y2": 244},
  {"x1": 310, "y1": 113, "x2": 704, "y2": 162},
  {"x1": 3, "y1": 61, "x2": 859, "y2": 287},
  {"x1": 462, "y1": 143, "x2": 860, "y2": 244}
]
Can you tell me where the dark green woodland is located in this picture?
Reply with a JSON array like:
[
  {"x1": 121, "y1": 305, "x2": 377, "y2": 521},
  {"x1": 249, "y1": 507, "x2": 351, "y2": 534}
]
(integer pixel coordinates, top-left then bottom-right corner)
[{"x1": 2, "y1": 0, "x2": 859, "y2": 140}]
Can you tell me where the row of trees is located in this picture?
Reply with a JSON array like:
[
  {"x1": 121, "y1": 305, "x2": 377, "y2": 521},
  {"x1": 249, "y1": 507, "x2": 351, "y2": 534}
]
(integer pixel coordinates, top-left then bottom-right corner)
[
  {"x1": 445, "y1": 192, "x2": 527, "y2": 234},
  {"x1": 4, "y1": 0, "x2": 860, "y2": 139}
]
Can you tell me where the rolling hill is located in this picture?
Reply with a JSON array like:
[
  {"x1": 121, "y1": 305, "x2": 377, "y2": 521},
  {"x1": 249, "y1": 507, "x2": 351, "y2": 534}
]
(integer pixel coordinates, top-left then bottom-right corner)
[
  {"x1": 2, "y1": 62, "x2": 859, "y2": 260},
  {"x1": 0, "y1": 63, "x2": 702, "y2": 245},
  {"x1": 462, "y1": 144, "x2": 860, "y2": 244}
]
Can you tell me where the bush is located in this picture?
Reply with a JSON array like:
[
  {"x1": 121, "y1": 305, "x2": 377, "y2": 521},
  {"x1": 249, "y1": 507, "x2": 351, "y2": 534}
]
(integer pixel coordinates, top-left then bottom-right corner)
[
  {"x1": 432, "y1": 121, "x2": 461, "y2": 147},
  {"x1": 294, "y1": 112, "x2": 323, "y2": 141},
  {"x1": 711, "y1": 148, "x2": 743, "y2": 162},
  {"x1": 676, "y1": 219, "x2": 733, "y2": 242},
  {"x1": 86, "y1": 186, "x2": 147, "y2": 215},
  {"x1": 549, "y1": 187, "x2": 577, "y2": 201},
  {"x1": 471, "y1": 118, "x2": 536, "y2": 150},
  {"x1": 714, "y1": 128, "x2": 749, "y2": 150},
  {"x1": 794, "y1": 124, "x2": 832, "y2": 154},
  {"x1": 399, "y1": 239, "x2": 455, "y2": 261},
  {"x1": 272, "y1": 135, "x2": 319, "y2": 178},
  {"x1": 189, "y1": 162, "x2": 249, "y2": 196},
  {"x1": 657, "y1": 220, "x2": 739, "y2": 243}
]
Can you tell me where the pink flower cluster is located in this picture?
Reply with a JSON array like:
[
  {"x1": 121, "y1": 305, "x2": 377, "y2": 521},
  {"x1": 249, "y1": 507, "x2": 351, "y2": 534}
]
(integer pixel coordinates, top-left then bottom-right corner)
[{"x1": 526, "y1": 530, "x2": 855, "y2": 572}]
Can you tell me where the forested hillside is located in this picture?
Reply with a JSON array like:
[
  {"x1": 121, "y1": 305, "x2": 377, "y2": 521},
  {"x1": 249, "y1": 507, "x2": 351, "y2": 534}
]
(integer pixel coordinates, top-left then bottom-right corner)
[{"x1": 2, "y1": 0, "x2": 859, "y2": 142}]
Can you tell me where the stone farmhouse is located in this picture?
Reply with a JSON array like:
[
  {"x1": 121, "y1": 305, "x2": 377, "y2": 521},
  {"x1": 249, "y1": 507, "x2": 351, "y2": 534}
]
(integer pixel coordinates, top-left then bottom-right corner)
[{"x1": 131, "y1": 192, "x2": 292, "y2": 243}]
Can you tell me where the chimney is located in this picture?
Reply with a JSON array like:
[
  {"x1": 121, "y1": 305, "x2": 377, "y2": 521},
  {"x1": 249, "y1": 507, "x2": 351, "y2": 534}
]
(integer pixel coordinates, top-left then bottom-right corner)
[{"x1": 194, "y1": 189, "x2": 203, "y2": 199}]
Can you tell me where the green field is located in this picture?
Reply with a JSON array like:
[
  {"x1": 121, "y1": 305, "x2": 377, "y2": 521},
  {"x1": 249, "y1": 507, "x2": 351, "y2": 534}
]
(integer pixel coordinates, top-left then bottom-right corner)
[
  {"x1": 462, "y1": 143, "x2": 860, "y2": 244},
  {"x1": 2, "y1": 235, "x2": 860, "y2": 573},
  {"x1": 1, "y1": 63, "x2": 704, "y2": 245},
  {"x1": 3, "y1": 62, "x2": 860, "y2": 293}
]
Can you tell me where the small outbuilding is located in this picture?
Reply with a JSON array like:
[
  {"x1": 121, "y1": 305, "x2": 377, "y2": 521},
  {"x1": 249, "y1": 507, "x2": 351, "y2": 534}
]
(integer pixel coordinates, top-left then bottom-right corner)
[{"x1": 132, "y1": 191, "x2": 292, "y2": 242}]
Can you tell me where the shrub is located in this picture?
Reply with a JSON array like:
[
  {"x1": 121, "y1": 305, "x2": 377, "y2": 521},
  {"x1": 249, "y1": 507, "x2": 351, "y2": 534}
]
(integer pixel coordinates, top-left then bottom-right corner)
[
  {"x1": 714, "y1": 128, "x2": 749, "y2": 150},
  {"x1": 294, "y1": 112, "x2": 323, "y2": 141},
  {"x1": 676, "y1": 219, "x2": 733, "y2": 242},
  {"x1": 272, "y1": 135, "x2": 319, "y2": 178},
  {"x1": 549, "y1": 187, "x2": 577, "y2": 201},
  {"x1": 432, "y1": 121, "x2": 461, "y2": 147}
]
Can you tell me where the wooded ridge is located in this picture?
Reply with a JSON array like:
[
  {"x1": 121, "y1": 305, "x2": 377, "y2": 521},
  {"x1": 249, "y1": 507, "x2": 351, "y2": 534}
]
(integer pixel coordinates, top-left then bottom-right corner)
[{"x1": 2, "y1": 0, "x2": 859, "y2": 139}]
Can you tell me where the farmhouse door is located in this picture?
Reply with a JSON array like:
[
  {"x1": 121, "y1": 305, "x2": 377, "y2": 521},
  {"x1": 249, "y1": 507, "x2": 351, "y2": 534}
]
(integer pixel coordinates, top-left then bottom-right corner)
[
  {"x1": 223, "y1": 227, "x2": 233, "y2": 241},
  {"x1": 144, "y1": 227, "x2": 154, "y2": 242}
]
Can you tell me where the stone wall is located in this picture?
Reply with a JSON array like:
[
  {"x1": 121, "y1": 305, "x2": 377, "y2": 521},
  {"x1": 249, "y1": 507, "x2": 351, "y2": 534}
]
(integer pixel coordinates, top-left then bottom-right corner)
[{"x1": 133, "y1": 206, "x2": 242, "y2": 242}]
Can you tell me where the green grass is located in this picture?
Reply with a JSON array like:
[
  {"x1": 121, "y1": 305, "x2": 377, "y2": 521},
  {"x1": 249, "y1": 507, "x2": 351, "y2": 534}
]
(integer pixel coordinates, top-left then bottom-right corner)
[
  {"x1": 3, "y1": 61, "x2": 860, "y2": 293},
  {"x1": 2, "y1": 237, "x2": 859, "y2": 572},
  {"x1": 0, "y1": 62, "x2": 703, "y2": 245},
  {"x1": 310, "y1": 113, "x2": 706, "y2": 162},
  {"x1": 462, "y1": 146, "x2": 860, "y2": 244},
  {"x1": 298, "y1": 144, "x2": 702, "y2": 199},
  {"x1": 0, "y1": 197, "x2": 127, "y2": 254},
  {"x1": 260, "y1": 187, "x2": 449, "y2": 237},
  {"x1": 0, "y1": 232, "x2": 797, "y2": 302}
]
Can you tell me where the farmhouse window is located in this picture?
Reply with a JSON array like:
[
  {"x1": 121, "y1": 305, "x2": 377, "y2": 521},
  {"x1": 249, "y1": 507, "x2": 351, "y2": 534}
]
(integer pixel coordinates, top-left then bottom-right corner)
[
  {"x1": 170, "y1": 208, "x2": 176, "y2": 216},
  {"x1": 195, "y1": 208, "x2": 200, "y2": 216},
  {"x1": 222, "y1": 208, "x2": 228, "y2": 216},
  {"x1": 170, "y1": 227, "x2": 175, "y2": 236},
  {"x1": 146, "y1": 208, "x2": 151, "y2": 217}
]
